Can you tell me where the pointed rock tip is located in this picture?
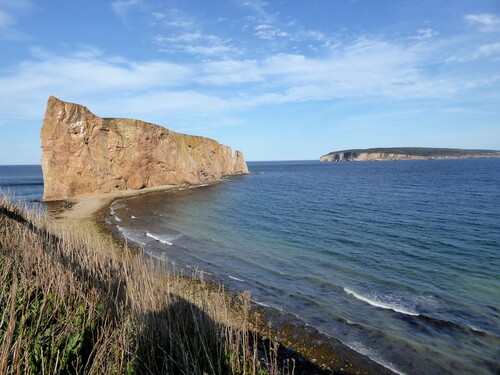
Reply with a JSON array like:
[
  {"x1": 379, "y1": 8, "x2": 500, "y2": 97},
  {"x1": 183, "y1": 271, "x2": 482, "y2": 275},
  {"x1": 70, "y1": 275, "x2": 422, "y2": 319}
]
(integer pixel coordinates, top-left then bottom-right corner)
[{"x1": 48, "y1": 95, "x2": 62, "y2": 103}]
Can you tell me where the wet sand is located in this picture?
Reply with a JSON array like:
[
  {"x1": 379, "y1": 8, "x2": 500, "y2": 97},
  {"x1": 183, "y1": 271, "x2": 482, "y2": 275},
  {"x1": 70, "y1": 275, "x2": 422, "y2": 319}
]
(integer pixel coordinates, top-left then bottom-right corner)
[{"x1": 50, "y1": 184, "x2": 179, "y2": 220}]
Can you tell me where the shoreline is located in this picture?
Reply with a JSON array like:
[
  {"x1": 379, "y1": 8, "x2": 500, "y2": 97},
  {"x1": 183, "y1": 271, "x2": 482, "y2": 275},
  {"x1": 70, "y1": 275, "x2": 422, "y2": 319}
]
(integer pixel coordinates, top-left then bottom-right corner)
[
  {"x1": 45, "y1": 183, "x2": 187, "y2": 220},
  {"x1": 49, "y1": 181, "x2": 395, "y2": 375}
]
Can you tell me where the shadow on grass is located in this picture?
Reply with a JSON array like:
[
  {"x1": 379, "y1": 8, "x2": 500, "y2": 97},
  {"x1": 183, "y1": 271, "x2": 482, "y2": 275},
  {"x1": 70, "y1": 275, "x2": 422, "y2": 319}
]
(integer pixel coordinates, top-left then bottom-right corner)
[{"x1": 135, "y1": 294, "x2": 334, "y2": 375}]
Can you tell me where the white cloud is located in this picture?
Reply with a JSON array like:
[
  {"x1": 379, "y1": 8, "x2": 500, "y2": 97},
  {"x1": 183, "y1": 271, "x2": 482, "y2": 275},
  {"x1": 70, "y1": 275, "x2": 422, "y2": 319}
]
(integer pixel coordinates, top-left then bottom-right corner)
[
  {"x1": 472, "y1": 42, "x2": 500, "y2": 59},
  {"x1": 183, "y1": 45, "x2": 236, "y2": 56},
  {"x1": 0, "y1": 33, "x2": 497, "y2": 128},
  {"x1": 242, "y1": 0, "x2": 271, "y2": 22},
  {"x1": 0, "y1": 0, "x2": 32, "y2": 39},
  {"x1": 154, "y1": 33, "x2": 239, "y2": 57},
  {"x1": 0, "y1": 47, "x2": 192, "y2": 120},
  {"x1": 151, "y1": 11, "x2": 165, "y2": 20},
  {"x1": 155, "y1": 33, "x2": 214, "y2": 43},
  {"x1": 413, "y1": 28, "x2": 439, "y2": 41},
  {"x1": 200, "y1": 60, "x2": 263, "y2": 85},
  {"x1": 296, "y1": 30, "x2": 327, "y2": 42},
  {"x1": 111, "y1": 0, "x2": 141, "y2": 21},
  {"x1": 197, "y1": 37, "x2": 496, "y2": 104},
  {"x1": 254, "y1": 24, "x2": 288, "y2": 40},
  {"x1": 0, "y1": 10, "x2": 13, "y2": 28},
  {"x1": 148, "y1": 8, "x2": 195, "y2": 29},
  {"x1": 446, "y1": 41, "x2": 500, "y2": 62},
  {"x1": 255, "y1": 24, "x2": 271, "y2": 30},
  {"x1": 465, "y1": 13, "x2": 500, "y2": 32},
  {"x1": 242, "y1": 4, "x2": 332, "y2": 49}
]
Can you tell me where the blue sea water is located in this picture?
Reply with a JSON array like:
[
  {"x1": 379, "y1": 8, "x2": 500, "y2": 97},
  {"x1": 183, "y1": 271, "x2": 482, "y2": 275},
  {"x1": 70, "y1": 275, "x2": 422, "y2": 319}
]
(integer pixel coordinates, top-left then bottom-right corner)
[
  {"x1": 0, "y1": 165, "x2": 43, "y2": 203},
  {"x1": 2, "y1": 160, "x2": 499, "y2": 374}
]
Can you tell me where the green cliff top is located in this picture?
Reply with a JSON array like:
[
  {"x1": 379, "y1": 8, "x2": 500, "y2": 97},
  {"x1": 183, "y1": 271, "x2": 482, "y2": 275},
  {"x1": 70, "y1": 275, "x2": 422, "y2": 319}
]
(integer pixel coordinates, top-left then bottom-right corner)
[{"x1": 323, "y1": 147, "x2": 500, "y2": 158}]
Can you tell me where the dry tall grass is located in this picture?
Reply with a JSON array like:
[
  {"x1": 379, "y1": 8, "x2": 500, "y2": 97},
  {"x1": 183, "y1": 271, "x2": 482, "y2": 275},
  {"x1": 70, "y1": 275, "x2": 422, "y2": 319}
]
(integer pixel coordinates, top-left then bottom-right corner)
[{"x1": 0, "y1": 194, "x2": 289, "y2": 374}]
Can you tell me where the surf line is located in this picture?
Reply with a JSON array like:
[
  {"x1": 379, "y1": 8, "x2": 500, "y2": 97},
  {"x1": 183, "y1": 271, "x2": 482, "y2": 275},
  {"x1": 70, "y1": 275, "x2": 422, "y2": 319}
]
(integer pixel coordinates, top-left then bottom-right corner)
[
  {"x1": 146, "y1": 232, "x2": 174, "y2": 246},
  {"x1": 344, "y1": 287, "x2": 420, "y2": 316}
]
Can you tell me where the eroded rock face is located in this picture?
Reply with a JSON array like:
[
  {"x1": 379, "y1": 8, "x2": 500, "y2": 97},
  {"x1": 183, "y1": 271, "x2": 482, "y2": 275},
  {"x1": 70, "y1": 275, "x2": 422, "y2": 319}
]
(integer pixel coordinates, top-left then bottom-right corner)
[{"x1": 41, "y1": 96, "x2": 249, "y2": 200}]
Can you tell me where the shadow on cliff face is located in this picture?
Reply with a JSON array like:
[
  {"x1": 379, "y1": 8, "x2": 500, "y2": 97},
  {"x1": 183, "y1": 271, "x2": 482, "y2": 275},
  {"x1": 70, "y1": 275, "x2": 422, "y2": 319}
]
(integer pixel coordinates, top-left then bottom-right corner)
[{"x1": 134, "y1": 294, "x2": 334, "y2": 375}]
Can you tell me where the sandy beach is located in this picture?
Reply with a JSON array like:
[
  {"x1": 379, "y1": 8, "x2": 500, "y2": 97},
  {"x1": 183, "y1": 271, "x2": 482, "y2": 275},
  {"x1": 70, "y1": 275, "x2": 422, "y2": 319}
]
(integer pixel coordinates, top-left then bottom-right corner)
[{"x1": 51, "y1": 184, "x2": 183, "y2": 220}]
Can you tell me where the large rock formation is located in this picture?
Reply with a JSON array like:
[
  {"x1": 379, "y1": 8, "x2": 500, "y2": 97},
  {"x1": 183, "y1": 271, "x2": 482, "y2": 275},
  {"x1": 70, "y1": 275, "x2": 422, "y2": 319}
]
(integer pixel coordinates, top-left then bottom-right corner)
[
  {"x1": 320, "y1": 147, "x2": 500, "y2": 162},
  {"x1": 41, "y1": 96, "x2": 249, "y2": 200}
]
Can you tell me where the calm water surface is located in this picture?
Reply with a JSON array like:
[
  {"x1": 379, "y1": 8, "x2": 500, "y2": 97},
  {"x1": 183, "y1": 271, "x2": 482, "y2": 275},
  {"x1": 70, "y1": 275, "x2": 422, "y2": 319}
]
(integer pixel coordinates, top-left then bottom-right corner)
[
  {"x1": 0, "y1": 165, "x2": 43, "y2": 204},
  {"x1": 2, "y1": 160, "x2": 499, "y2": 374}
]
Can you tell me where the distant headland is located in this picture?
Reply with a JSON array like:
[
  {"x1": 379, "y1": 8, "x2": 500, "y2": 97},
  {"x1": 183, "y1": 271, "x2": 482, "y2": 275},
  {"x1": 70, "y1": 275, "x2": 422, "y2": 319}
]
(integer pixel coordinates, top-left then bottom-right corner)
[
  {"x1": 41, "y1": 96, "x2": 248, "y2": 201},
  {"x1": 320, "y1": 147, "x2": 500, "y2": 162}
]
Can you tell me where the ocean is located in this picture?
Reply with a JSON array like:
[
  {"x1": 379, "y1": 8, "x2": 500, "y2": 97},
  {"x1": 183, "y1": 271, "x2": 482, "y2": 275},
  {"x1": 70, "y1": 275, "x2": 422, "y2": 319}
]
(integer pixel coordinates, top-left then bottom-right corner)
[
  {"x1": 1, "y1": 160, "x2": 499, "y2": 374},
  {"x1": 0, "y1": 165, "x2": 44, "y2": 204}
]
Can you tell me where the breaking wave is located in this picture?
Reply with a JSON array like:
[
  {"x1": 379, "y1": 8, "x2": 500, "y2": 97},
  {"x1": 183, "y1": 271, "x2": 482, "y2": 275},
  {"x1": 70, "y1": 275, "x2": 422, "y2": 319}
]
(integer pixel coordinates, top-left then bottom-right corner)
[{"x1": 344, "y1": 287, "x2": 420, "y2": 316}]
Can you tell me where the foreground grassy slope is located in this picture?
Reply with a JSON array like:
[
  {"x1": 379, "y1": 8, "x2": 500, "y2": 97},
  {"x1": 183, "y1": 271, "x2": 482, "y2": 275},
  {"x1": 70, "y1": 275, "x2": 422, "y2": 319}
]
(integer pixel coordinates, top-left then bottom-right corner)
[{"x1": 0, "y1": 196, "x2": 289, "y2": 375}]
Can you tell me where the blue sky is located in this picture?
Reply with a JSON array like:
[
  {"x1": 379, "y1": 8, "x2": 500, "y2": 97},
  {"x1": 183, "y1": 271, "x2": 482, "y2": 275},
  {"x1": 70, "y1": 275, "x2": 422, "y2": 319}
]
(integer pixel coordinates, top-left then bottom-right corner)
[{"x1": 0, "y1": 0, "x2": 499, "y2": 163}]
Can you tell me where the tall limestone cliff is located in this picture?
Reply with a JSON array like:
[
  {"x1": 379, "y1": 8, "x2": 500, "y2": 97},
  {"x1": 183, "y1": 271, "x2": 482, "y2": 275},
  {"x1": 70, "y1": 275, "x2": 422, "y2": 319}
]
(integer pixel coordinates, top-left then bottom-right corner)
[{"x1": 41, "y1": 96, "x2": 249, "y2": 200}]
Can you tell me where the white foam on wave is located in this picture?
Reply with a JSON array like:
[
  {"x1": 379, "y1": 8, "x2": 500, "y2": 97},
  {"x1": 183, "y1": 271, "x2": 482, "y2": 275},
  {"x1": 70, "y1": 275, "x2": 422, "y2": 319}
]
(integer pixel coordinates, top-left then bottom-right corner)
[
  {"x1": 116, "y1": 226, "x2": 147, "y2": 247},
  {"x1": 345, "y1": 341, "x2": 408, "y2": 375},
  {"x1": 466, "y1": 323, "x2": 489, "y2": 334},
  {"x1": 114, "y1": 216, "x2": 122, "y2": 222},
  {"x1": 228, "y1": 275, "x2": 245, "y2": 282},
  {"x1": 110, "y1": 202, "x2": 125, "y2": 215},
  {"x1": 131, "y1": 215, "x2": 137, "y2": 219},
  {"x1": 344, "y1": 287, "x2": 419, "y2": 316},
  {"x1": 146, "y1": 232, "x2": 174, "y2": 245},
  {"x1": 252, "y1": 299, "x2": 270, "y2": 308}
]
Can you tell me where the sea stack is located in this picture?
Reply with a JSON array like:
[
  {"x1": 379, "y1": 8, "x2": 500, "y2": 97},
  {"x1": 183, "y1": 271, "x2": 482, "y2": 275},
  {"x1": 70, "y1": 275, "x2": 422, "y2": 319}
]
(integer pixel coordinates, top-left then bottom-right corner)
[{"x1": 41, "y1": 96, "x2": 249, "y2": 200}]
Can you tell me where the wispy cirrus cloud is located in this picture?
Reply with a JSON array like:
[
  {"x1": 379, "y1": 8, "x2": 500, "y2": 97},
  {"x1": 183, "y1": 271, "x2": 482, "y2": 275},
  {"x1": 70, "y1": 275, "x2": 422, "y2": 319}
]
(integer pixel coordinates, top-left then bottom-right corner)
[
  {"x1": 1, "y1": 31, "x2": 497, "y2": 126},
  {"x1": 412, "y1": 28, "x2": 439, "y2": 41},
  {"x1": 0, "y1": 9, "x2": 13, "y2": 29},
  {"x1": 154, "y1": 32, "x2": 240, "y2": 57},
  {"x1": 3, "y1": 2, "x2": 500, "y2": 129},
  {"x1": 111, "y1": 0, "x2": 328, "y2": 58},
  {"x1": 0, "y1": 0, "x2": 33, "y2": 39},
  {"x1": 240, "y1": 1, "x2": 334, "y2": 52},
  {"x1": 150, "y1": 8, "x2": 195, "y2": 29},
  {"x1": 114, "y1": 4, "x2": 239, "y2": 58},
  {"x1": 242, "y1": 0, "x2": 272, "y2": 22},
  {"x1": 254, "y1": 24, "x2": 288, "y2": 40},
  {"x1": 465, "y1": 13, "x2": 500, "y2": 32},
  {"x1": 446, "y1": 40, "x2": 500, "y2": 62},
  {"x1": 473, "y1": 42, "x2": 500, "y2": 59},
  {"x1": 0, "y1": 47, "x2": 192, "y2": 121},
  {"x1": 111, "y1": 0, "x2": 141, "y2": 22}
]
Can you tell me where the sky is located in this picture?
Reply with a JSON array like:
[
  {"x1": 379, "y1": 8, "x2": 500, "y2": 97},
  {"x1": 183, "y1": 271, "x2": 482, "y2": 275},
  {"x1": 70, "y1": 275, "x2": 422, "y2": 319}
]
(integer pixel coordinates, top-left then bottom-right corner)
[{"x1": 0, "y1": 0, "x2": 499, "y2": 164}]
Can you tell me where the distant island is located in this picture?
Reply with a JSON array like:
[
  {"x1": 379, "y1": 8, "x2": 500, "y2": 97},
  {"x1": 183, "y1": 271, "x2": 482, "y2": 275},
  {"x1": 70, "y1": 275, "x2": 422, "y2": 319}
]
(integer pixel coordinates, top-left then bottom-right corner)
[{"x1": 320, "y1": 147, "x2": 500, "y2": 162}]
